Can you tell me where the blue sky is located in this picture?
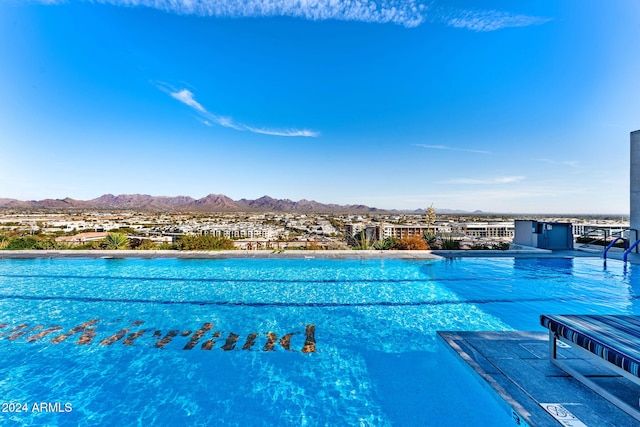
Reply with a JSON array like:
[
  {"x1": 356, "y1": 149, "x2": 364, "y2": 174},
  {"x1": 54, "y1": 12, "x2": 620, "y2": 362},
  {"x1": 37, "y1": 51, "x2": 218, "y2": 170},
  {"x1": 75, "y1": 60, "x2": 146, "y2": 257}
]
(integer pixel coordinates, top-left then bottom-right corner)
[{"x1": 1, "y1": 1, "x2": 639, "y2": 214}]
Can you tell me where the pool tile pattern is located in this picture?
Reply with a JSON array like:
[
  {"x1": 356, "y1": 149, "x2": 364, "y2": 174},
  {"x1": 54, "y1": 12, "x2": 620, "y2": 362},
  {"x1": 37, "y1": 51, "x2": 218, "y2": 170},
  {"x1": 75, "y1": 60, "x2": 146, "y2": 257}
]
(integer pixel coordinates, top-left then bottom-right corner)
[{"x1": 0, "y1": 319, "x2": 316, "y2": 352}]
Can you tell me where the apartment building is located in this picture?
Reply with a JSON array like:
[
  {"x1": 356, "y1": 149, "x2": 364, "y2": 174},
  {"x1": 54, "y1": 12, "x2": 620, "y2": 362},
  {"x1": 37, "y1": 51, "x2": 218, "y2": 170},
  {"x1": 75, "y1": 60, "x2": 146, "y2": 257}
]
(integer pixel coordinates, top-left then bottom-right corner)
[
  {"x1": 200, "y1": 223, "x2": 283, "y2": 239},
  {"x1": 461, "y1": 222, "x2": 514, "y2": 239}
]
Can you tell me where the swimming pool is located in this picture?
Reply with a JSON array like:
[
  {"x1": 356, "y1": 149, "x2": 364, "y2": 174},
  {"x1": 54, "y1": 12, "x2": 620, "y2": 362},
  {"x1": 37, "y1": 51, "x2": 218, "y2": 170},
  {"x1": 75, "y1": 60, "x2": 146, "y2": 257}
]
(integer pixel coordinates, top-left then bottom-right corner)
[{"x1": 0, "y1": 256, "x2": 637, "y2": 426}]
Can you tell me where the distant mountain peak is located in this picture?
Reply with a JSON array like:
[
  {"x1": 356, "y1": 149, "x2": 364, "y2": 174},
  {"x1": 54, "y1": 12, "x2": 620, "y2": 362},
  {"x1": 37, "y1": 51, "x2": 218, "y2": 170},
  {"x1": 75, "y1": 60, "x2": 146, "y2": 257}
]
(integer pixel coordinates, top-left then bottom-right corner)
[
  {"x1": 0, "y1": 193, "x2": 479, "y2": 214},
  {"x1": 0, "y1": 193, "x2": 384, "y2": 213}
]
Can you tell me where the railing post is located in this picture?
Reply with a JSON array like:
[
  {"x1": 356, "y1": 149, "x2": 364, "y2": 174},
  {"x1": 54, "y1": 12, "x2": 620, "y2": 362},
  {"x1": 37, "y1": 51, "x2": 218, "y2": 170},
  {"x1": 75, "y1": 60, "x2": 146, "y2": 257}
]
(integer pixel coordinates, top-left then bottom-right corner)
[{"x1": 549, "y1": 330, "x2": 557, "y2": 359}]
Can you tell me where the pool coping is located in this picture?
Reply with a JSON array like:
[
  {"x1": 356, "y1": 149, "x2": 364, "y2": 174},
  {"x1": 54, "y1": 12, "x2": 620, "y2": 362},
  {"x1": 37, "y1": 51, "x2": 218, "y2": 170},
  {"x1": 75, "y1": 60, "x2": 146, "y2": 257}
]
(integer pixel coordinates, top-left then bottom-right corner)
[
  {"x1": 4, "y1": 248, "x2": 638, "y2": 264},
  {"x1": 3, "y1": 248, "x2": 636, "y2": 263},
  {"x1": 0, "y1": 248, "x2": 561, "y2": 260}
]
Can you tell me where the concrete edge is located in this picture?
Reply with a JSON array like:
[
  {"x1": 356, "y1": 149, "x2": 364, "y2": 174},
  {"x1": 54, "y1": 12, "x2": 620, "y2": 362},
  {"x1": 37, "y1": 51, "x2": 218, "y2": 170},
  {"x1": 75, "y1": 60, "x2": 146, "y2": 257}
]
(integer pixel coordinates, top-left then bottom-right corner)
[
  {"x1": 0, "y1": 248, "x2": 594, "y2": 260},
  {"x1": 437, "y1": 332, "x2": 534, "y2": 426},
  {"x1": 0, "y1": 249, "x2": 443, "y2": 259},
  {"x1": 438, "y1": 331, "x2": 555, "y2": 427}
]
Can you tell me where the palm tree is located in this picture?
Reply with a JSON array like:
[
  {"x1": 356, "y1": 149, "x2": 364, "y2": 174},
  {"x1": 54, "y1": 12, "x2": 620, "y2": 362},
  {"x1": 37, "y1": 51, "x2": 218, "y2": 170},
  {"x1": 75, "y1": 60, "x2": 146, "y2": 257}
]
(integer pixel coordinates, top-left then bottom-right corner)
[
  {"x1": 103, "y1": 233, "x2": 129, "y2": 250},
  {"x1": 353, "y1": 230, "x2": 376, "y2": 250}
]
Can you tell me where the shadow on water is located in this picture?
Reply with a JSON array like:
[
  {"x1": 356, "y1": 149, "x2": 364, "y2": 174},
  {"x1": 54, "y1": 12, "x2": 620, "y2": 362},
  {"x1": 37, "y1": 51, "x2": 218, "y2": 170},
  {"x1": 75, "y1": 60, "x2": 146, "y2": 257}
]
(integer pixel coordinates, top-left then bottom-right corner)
[
  {"x1": 421, "y1": 257, "x2": 640, "y2": 331},
  {"x1": 512, "y1": 257, "x2": 574, "y2": 274}
]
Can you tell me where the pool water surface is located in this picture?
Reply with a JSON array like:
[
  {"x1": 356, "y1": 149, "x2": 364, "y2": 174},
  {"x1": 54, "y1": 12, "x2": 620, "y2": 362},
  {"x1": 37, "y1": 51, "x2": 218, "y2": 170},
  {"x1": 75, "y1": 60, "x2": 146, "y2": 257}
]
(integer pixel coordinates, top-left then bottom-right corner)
[{"x1": 0, "y1": 256, "x2": 637, "y2": 426}]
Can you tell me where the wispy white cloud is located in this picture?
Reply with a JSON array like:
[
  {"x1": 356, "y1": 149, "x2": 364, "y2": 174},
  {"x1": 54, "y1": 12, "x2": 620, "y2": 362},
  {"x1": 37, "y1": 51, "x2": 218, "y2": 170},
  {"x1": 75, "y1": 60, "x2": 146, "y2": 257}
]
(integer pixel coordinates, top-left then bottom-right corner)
[
  {"x1": 439, "y1": 176, "x2": 525, "y2": 185},
  {"x1": 535, "y1": 158, "x2": 581, "y2": 168},
  {"x1": 196, "y1": 117, "x2": 213, "y2": 127},
  {"x1": 171, "y1": 89, "x2": 205, "y2": 113},
  {"x1": 414, "y1": 144, "x2": 490, "y2": 154},
  {"x1": 93, "y1": 0, "x2": 427, "y2": 28},
  {"x1": 445, "y1": 10, "x2": 552, "y2": 32},
  {"x1": 37, "y1": 1, "x2": 551, "y2": 31},
  {"x1": 244, "y1": 126, "x2": 318, "y2": 137},
  {"x1": 160, "y1": 84, "x2": 318, "y2": 137}
]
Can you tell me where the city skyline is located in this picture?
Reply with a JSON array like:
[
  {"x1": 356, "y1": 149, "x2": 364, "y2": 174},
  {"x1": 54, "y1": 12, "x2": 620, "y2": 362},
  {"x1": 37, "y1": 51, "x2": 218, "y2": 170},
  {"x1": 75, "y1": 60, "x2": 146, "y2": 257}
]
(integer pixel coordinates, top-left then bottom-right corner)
[{"x1": 1, "y1": 1, "x2": 639, "y2": 214}]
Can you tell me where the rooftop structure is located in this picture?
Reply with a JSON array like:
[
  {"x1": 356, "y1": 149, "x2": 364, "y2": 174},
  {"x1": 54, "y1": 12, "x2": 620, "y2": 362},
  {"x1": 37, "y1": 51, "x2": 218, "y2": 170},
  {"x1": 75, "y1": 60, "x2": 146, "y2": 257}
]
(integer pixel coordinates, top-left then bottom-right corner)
[
  {"x1": 631, "y1": 130, "x2": 640, "y2": 239},
  {"x1": 513, "y1": 220, "x2": 574, "y2": 250}
]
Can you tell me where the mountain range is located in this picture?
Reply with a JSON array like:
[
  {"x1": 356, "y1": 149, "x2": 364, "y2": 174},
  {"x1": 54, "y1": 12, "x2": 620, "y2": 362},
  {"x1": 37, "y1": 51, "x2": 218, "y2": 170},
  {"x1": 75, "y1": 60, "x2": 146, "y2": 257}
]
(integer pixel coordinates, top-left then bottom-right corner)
[{"x1": 0, "y1": 194, "x2": 388, "y2": 213}]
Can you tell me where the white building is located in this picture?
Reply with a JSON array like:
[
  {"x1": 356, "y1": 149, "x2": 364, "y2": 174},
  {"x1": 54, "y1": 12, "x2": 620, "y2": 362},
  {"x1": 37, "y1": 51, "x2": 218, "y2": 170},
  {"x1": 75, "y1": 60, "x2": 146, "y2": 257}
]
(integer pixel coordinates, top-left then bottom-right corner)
[
  {"x1": 200, "y1": 223, "x2": 282, "y2": 239},
  {"x1": 571, "y1": 222, "x2": 629, "y2": 238},
  {"x1": 462, "y1": 222, "x2": 514, "y2": 239}
]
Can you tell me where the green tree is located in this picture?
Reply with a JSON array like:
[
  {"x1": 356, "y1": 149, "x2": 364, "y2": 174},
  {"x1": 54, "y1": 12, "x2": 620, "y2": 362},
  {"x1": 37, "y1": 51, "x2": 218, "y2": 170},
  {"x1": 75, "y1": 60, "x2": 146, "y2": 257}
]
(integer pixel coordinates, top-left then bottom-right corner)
[
  {"x1": 103, "y1": 233, "x2": 130, "y2": 250},
  {"x1": 173, "y1": 234, "x2": 235, "y2": 250},
  {"x1": 34, "y1": 238, "x2": 59, "y2": 250},
  {"x1": 135, "y1": 239, "x2": 159, "y2": 250},
  {"x1": 5, "y1": 237, "x2": 39, "y2": 250},
  {"x1": 109, "y1": 227, "x2": 137, "y2": 235}
]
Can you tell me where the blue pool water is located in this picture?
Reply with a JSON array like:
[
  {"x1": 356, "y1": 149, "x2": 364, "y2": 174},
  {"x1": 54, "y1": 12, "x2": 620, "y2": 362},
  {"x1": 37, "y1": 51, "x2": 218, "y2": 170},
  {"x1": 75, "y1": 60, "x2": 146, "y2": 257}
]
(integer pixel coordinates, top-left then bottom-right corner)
[{"x1": 0, "y1": 256, "x2": 638, "y2": 426}]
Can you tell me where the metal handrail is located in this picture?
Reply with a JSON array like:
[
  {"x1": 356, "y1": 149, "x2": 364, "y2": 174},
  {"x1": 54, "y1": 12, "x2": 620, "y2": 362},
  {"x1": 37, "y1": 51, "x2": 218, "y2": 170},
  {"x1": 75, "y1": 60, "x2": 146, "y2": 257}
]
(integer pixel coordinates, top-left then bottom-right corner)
[
  {"x1": 577, "y1": 228, "x2": 607, "y2": 248},
  {"x1": 579, "y1": 227, "x2": 631, "y2": 249},
  {"x1": 623, "y1": 238, "x2": 640, "y2": 263},
  {"x1": 604, "y1": 236, "x2": 628, "y2": 260}
]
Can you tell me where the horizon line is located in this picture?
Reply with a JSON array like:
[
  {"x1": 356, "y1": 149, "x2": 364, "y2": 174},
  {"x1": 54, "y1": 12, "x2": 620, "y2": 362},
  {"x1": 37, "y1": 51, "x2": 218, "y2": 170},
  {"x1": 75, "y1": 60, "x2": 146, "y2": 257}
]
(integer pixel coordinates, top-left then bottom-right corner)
[{"x1": 0, "y1": 193, "x2": 629, "y2": 217}]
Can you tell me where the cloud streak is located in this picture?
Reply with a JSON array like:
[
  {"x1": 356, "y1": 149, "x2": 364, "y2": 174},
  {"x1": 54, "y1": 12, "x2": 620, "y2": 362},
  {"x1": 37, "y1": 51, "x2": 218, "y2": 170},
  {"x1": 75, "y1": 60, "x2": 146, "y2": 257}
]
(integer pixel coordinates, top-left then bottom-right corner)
[
  {"x1": 415, "y1": 144, "x2": 490, "y2": 154},
  {"x1": 40, "y1": 1, "x2": 551, "y2": 31},
  {"x1": 445, "y1": 10, "x2": 552, "y2": 32},
  {"x1": 94, "y1": 0, "x2": 427, "y2": 27},
  {"x1": 535, "y1": 158, "x2": 581, "y2": 168},
  {"x1": 440, "y1": 176, "x2": 525, "y2": 185},
  {"x1": 171, "y1": 89, "x2": 206, "y2": 113},
  {"x1": 162, "y1": 86, "x2": 318, "y2": 137}
]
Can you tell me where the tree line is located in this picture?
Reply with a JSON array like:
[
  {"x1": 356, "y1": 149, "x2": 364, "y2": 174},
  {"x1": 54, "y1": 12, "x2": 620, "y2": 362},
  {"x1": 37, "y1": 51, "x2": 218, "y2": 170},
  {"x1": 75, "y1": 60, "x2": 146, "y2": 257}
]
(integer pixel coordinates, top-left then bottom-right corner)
[{"x1": 0, "y1": 233, "x2": 235, "y2": 251}]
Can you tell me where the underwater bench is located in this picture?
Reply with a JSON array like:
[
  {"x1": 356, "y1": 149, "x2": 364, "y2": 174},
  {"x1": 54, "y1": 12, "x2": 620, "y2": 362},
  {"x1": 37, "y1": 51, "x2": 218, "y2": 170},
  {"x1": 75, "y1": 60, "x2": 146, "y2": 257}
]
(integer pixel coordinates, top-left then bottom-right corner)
[{"x1": 540, "y1": 314, "x2": 640, "y2": 421}]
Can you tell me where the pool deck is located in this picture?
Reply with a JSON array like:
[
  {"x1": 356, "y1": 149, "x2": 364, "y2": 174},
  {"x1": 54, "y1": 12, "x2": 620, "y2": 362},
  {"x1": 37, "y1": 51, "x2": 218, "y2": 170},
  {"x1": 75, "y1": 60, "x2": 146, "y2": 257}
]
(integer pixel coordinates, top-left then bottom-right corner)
[{"x1": 439, "y1": 331, "x2": 640, "y2": 427}]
